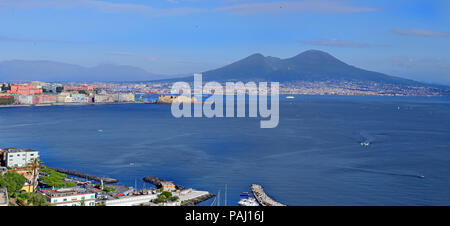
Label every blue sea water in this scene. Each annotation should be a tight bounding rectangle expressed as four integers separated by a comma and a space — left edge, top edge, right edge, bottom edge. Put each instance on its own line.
0, 95, 449, 206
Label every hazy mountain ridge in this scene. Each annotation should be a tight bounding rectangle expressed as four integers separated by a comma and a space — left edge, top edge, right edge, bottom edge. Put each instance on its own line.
0, 60, 168, 82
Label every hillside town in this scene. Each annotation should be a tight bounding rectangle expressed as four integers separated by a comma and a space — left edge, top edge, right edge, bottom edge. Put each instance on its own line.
0, 147, 213, 206
0, 82, 136, 106
1, 80, 449, 105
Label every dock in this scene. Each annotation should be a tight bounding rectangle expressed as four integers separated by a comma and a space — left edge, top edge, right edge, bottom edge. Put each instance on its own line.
250, 184, 286, 206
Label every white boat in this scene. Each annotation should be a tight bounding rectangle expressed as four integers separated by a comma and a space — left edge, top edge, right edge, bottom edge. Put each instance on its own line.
286, 96, 295, 99
360, 141, 370, 147
238, 197, 259, 206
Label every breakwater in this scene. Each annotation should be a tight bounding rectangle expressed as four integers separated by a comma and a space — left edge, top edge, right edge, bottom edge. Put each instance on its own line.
181, 193, 215, 206
251, 184, 286, 206
46, 167, 118, 183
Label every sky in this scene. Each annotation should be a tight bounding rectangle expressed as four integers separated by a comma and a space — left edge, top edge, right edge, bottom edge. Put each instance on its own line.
0, 0, 450, 84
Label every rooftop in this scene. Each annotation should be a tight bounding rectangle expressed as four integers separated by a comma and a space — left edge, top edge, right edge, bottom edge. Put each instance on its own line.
3, 148, 39, 153
42, 187, 95, 198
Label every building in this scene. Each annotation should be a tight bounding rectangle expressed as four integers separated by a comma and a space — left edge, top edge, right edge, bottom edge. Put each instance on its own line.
7, 83, 43, 95
160, 181, 176, 191
64, 85, 96, 92
114, 93, 135, 102
42, 188, 96, 206
2, 148, 39, 168
33, 95, 57, 104
71, 94, 88, 103
0, 188, 8, 206
1, 83, 10, 92
42, 83, 63, 94
15, 95, 34, 105
56, 92, 71, 103
94, 94, 114, 103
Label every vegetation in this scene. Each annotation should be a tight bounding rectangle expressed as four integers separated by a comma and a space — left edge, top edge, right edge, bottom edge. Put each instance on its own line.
0, 171, 26, 196
31, 159, 39, 192
15, 192, 49, 206
153, 191, 179, 204
0, 97, 14, 105
40, 168, 76, 188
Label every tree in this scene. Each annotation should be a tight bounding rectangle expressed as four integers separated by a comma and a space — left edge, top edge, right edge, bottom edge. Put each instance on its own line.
30, 158, 39, 192
161, 191, 172, 198
0, 171, 26, 196
16, 192, 49, 206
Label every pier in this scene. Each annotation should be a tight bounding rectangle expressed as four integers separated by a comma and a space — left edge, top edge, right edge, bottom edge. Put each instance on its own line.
46, 167, 118, 183
251, 184, 286, 206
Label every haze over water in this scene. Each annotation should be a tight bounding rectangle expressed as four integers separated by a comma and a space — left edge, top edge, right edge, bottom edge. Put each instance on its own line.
1, 95, 450, 205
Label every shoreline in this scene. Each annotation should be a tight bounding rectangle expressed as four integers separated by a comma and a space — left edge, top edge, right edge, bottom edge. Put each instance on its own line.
0, 101, 151, 108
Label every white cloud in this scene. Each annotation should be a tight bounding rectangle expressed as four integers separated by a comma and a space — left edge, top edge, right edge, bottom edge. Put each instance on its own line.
0, 0, 379, 16
0, 0, 205, 16
392, 29, 450, 38
302, 39, 382, 48
215, 0, 380, 15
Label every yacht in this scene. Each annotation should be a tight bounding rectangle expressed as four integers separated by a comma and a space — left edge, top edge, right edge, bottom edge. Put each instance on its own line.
360, 141, 370, 147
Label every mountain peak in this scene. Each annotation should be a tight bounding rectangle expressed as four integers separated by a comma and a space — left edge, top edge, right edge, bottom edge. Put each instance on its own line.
294, 49, 337, 59
286, 49, 345, 66
246, 53, 265, 59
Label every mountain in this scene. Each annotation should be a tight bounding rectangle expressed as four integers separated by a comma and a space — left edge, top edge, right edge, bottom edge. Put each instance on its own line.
199, 50, 424, 86
0, 60, 173, 82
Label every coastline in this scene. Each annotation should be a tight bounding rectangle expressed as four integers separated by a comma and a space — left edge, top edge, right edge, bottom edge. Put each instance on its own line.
0, 101, 151, 108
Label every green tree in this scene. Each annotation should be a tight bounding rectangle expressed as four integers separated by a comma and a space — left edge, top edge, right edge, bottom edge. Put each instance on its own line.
0, 171, 26, 196
161, 191, 172, 198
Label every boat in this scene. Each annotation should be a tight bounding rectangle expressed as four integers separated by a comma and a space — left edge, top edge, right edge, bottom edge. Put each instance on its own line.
238, 197, 259, 206
286, 96, 295, 99
360, 141, 370, 147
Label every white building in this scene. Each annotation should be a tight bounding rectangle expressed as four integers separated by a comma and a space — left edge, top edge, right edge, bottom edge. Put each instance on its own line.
42, 188, 96, 206
113, 93, 135, 102
71, 94, 88, 103
16, 95, 34, 105
94, 94, 114, 103
2, 148, 39, 168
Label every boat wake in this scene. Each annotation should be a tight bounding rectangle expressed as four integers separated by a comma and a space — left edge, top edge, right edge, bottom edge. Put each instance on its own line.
343, 167, 425, 179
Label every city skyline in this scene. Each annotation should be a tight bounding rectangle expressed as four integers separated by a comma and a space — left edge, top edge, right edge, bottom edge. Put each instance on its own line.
1, 0, 450, 85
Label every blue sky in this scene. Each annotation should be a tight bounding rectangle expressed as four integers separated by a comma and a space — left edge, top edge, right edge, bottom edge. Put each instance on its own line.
0, 0, 449, 84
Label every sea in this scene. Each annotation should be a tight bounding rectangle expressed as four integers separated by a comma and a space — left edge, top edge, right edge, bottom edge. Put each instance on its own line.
1, 95, 449, 206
